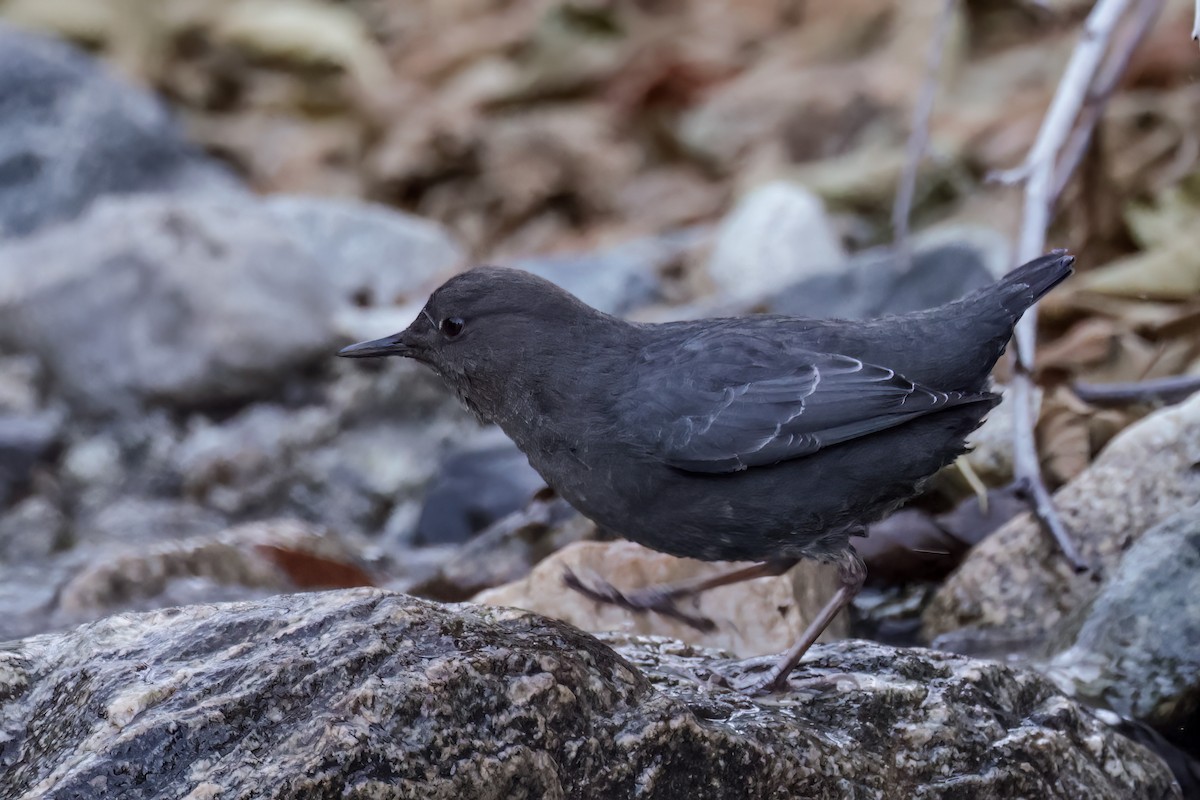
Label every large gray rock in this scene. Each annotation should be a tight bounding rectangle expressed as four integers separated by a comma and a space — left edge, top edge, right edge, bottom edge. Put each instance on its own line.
0, 23, 240, 240
1042, 502, 1200, 733
265, 195, 466, 306
0, 195, 340, 416
0, 590, 1178, 799
925, 393, 1200, 641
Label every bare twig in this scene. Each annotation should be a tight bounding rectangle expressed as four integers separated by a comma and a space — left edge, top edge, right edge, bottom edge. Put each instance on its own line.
892, 0, 958, 267
1073, 374, 1200, 406
1052, 0, 1166, 202
1192, 0, 1200, 41
1005, 0, 1140, 574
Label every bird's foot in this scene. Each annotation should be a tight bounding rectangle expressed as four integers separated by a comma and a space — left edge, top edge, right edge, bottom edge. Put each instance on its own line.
653, 664, 737, 691
716, 656, 795, 696
562, 568, 717, 632
732, 662, 861, 697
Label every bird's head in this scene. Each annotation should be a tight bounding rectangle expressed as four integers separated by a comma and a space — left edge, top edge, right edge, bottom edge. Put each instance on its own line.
338, 266, 608, 420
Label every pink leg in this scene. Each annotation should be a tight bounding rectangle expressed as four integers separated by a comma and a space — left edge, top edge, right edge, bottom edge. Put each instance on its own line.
563, 558, 800, 632
750, 548, 866, 695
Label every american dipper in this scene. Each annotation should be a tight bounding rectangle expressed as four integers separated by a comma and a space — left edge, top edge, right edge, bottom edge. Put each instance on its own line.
339, 251, 1074, 692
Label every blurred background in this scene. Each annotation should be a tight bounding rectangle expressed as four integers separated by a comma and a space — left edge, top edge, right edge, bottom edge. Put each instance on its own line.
1, 0, 1200, 780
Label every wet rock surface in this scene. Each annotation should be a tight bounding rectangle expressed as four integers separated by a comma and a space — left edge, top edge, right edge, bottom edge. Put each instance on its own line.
0, 590, 1179, 800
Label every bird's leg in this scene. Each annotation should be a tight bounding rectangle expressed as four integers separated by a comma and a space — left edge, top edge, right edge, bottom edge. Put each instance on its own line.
562, 558, 800, 633
748, 548, 866, 695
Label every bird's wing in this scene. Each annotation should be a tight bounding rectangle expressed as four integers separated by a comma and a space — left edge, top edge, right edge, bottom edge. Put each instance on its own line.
624, 326, 987, 474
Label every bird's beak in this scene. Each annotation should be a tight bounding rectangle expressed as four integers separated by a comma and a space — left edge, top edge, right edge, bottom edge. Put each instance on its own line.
337, 331, 412, 359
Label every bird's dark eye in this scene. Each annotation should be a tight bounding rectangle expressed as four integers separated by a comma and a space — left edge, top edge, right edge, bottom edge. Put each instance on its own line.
440, 317, 465, 338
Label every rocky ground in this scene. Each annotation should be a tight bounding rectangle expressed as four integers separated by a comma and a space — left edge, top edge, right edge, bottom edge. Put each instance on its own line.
1, 2, 1199, 797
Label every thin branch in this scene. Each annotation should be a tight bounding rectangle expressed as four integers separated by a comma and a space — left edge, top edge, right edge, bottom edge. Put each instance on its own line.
1006, 0, 1138, 574
1193, 0, 1200, 41
1074, 374, 1200, 406
1052, 0, 1166, 202
892, 0, 958, 268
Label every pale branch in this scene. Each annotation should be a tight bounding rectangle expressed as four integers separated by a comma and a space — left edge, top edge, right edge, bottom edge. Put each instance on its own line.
1010, 0, 1133, 278
1006, 0, 1138, 573
1193, 0, 1200, 40
1074, 374, 1200, 407
1052, 0, 1165, 203
892, 0, 958, 266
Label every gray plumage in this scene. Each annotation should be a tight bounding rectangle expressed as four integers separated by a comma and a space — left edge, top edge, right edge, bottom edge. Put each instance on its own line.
341, 252, 1071, 563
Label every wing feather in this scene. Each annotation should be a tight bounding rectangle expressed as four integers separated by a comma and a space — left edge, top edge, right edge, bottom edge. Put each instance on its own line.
623, 326, 990, 474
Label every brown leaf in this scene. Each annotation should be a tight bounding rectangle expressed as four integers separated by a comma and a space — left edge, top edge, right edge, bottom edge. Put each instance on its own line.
1076, 242, 1200, 301
1148, 301, 1200, 340
1037, 318, 1121, 374
253, 544, 376, 590
1039, 389, 1093, 484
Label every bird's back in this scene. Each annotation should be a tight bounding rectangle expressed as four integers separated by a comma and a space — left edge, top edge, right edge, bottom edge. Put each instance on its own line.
648, 251, 1073, 393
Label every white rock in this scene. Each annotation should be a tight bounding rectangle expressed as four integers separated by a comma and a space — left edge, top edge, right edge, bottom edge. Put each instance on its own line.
708, 181, 846, 303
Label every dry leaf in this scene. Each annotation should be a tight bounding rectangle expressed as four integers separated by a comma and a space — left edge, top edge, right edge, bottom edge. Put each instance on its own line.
1077, 245, 1200, 300
1037, 318, 1121, 373
217, 0, 390, 82
2, 0, 114, 46
1039, 388, 1095, 484
254, 544, 376, 589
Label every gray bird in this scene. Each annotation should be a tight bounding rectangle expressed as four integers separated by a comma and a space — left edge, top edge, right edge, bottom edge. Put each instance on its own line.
339, 251, 1074, 692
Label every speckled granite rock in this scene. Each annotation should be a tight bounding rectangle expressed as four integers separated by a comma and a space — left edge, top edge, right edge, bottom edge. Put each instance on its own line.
924, 392, 1200, 641
0, 590, 1178, 799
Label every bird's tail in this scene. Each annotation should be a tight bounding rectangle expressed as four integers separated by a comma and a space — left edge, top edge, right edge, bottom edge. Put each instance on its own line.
993, 250, 1075, 319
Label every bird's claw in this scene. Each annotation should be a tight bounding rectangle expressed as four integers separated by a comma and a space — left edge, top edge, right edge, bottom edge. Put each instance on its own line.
740, 668, 859, 697
561, 568, 717, 632
745, 674, 790, 696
